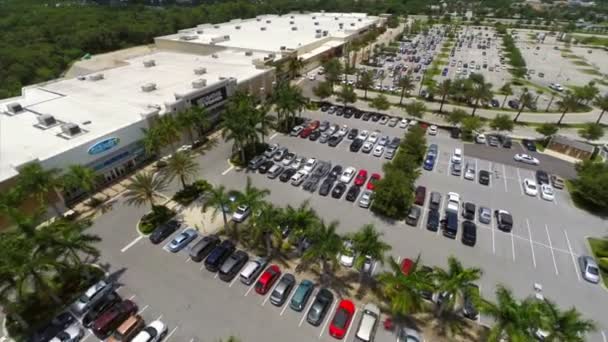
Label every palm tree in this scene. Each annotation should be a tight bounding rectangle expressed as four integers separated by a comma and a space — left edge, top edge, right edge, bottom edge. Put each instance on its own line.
141, 127, 163, 157
377, 256, 432, 316
62, 165, 98, 205
404, 101, 427, 119
202, 185, 234, 232
176, 106, 210, 144
398, 74, 416, 105
593, 93, 608, 124
37, 219, 101, 265
163, 151, 200, 190
432, 256, 482, 317
302, 220, 343, 285
155, 114, 181, 149
557, 92, 580, 125
437, 79, 452, 113
221, 103, 252, 163
499, 83, 513, 109
124, 172, 168, 210
0, 187, 25, 226
480, 285, 541, 341
248, 203, 282, 257
286, 57, 305, 79
468, 80, 493, 116
359, 70, 374, 99
16, 162, 63, 215
281, 201, 319, 238
272, 82, 308, 130
513, 92, 534, 123
255, 104, 276, 144
546, 91, 558, 112
235, 176, 270, 213
349, 224, 391, 284
539, 299, 596, 342
534, 89, 544, 107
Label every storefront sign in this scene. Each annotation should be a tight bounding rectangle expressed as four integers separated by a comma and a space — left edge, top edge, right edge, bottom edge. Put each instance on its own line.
193, 87, 227, 109
88, 137, 120, 155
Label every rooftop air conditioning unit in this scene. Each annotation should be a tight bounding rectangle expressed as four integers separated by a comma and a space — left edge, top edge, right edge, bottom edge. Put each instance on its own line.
290, 15, 294, 19
143, 59, 156, 68
61, 123, 81, 137
280, 46, 286, 50
192, 79, 207, 89
224, 35, 230, 40
314, 22, 319, 25
141, 83, 157, 92
290, 21, 294, 24
315, 33, 322, 38
316, 29, 322, 33
77, 75, 86, 81
196, 29, 204, 34
268, 53, 276, 58
266, 20, 271, 23
245, 51, 253, 56
335, 17, 339, 20
211, 53, 219, 58
350, 23, 355, 26
236, 25, 241, 29
256, 18, 261, 21
6, 102, 23, 114
214, 25, 220, 28
218, 76, 227, 80
312, 16, 316, 19
323, 30, 328, 36
261, 27, 266, 31
88, 73, 104, 81
291, 26, 297, 31
358, 18, 362, 22
37, 114, 57, 127
194, 67, 207, 75
180, 34, 198, 41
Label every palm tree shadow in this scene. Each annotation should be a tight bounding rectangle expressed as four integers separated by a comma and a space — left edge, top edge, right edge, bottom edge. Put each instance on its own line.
194, 137, 219, 155
431, 311, 473, 340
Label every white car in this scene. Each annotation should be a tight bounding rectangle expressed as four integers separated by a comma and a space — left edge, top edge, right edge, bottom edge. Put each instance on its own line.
399, 118, 408, 129
340, 167, 356, 183
357, 130, 370, 141
408, 120, 418, 128
307, 74, 316, 80
70, 280, 112, 314
368, 131, 380, 144
290, 170, 309, 186
291, 157, 303, 169
132, 320, 168, 342
514, 153, 540, 165
231, 205, 251, 222
362, 141, 374, 153
523, 178, 539, 196
303, 158, 317, 172
428, 125, 438, 135
50, 324, 83, 342
475, 133, 487, 144
338, 125, 349, 136
327, 124, 339, 135
446, 192, 460, 213
359, 190, 373, 208
464, 163, 475, 180
451, 148, 463, 164
378, 136, 389, 146
540, 184, 555, 201
373, 145, 385, 157
339, 241, 355, 267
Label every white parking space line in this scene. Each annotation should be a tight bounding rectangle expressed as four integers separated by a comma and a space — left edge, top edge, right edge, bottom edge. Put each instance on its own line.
299, 289, 318, 327
164, 326, 179, 342
516, 168, 524, 195
502, 164, 508, 192
563, 230, 582, 282
214, 272, 219, 279
137, 304, 149, 315
491, 218, 496, 255
545, 224, 559, 275
601, 330, 607, 342
121, 235, 143, 253
526, 219, 537, 268
221, 165, 234, 176
81, 332, 93, 342
419, 207, 427, 230
229, 274, 240, 288
343, 307, 358, 341
281, 290, 298, 316
128, 294, 136, 300
269, 132, 279, 140
200, 263, 206, 271
488, 161, 493, 188
156, 314, 163, 321
438, 195, 446, 236
319, 299, 338, 338
510, 231, 516, 261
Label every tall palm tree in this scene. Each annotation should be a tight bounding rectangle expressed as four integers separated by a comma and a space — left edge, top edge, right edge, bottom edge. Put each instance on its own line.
557, 92, 580, 125
248, 203, 282, 257
302, 220, 343, 285
546, 91, 558, 112
286, 57, 305, 79
359, 70, 374, 99
272, 82, 308, 130
235, 176, 270, 213
281, 201, 319, 238
176, 106, 210, 144
593, 93, 608, 124
155, 114, 181, 149
349, 224, 391, 284
437, 79, 452, 113
16, 162, 63, 215
37, 219, 101, 265
0, 187, 25, 226
140, 127, 163, 157
468, 80, 493, 116
62, 165, 98, 205
202, 185, 234, 232
481, 285, 542, 342
255, 104, 276, 144
221, 104, 252, 163
377, 256, 432, 316
499, 83, 513, 109
123, 172, 168, 210
398, 74, 416, 105
162, 151, 200, 190
513, 92, 535, 123
539, 299, 596, 342
432, 256, 482, 317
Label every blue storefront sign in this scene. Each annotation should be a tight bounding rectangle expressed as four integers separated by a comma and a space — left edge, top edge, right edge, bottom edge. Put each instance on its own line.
88, 137, 120, 155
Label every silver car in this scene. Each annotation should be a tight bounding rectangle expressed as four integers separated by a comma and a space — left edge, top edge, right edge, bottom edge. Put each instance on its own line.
168, 228, 198, 252
71, 280, 113, 314
359, 190, 373, 208
579, 256, 600, 284
270, 273, 296, 306
478, 206, 492, 224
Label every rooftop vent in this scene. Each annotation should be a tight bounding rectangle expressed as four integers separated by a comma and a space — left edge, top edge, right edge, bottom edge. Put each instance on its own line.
194, 67, 207, 75
350, 23, 355, 26
211, 53, 219, 58
314, 22, 319, 25
316, 29, 322, 33
245, 51, 253, 56
261, 27, 266, 31
88, 73, 104, 81
290, 21, 294, 24
60, 123, 82, 138
235, 25, 241, 29
280, 46, 286, 50
214, 25, 220, 28
268, 53, 276, 58
323, 30, 328, 36
315, 33, 322, 38
192, 79, 207, 89
141, 83, 157, 92
312, 16, 316, 19
290, 15, 294, 19
358, 18, 362, 22
180, 34, 198, 41
335, 17, 339, 20
82, 120, 91, 125
36, 114, 57, 128
256, 18, 261, 21
6, 102, 23, 114
143, 59, 156, 68
266, 20, 271, 23
219, 76, 227, 81
196, 29, 204, 34
291, 26, 298, 31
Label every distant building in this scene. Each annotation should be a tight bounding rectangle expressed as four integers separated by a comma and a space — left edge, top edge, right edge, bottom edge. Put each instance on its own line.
547, 135, 596, 160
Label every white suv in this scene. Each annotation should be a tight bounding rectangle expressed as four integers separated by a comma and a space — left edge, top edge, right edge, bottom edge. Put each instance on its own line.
451, 148, 463, 164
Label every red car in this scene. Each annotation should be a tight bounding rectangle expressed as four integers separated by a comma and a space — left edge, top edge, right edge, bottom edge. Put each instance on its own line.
329, 299, 355, 339
300, 127, 313, 138
366, 173, 381, 190
354, 169, 368, 186
414, 186, 426, 206
400, 258, 414, 276
92, 300, 137, 338
308, 120, 320, 130
255, 265, 281, 295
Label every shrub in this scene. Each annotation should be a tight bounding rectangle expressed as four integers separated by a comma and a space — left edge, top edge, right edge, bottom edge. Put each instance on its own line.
138, 205, 176, 234
173, 179, 212, 205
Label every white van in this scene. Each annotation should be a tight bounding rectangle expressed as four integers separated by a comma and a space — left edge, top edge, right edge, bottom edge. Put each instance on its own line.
239, 257, 267, 285
355, 303, 380, 342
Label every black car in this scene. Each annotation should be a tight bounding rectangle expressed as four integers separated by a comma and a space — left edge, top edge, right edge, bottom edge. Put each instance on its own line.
309, 130, 321, 141
257, 160, 274, 174
508, 99, 520, 109
328, 135, 342, 147
350, 138, 364, 152
462, 284, 480, 320
189, 235, 220, 262
204, 240, 236, 272
462, 202, 476, 220
522, 139, 537, 152
450, 127, 460, 139
345, 185, 361, 202
371, 114, 381, 122
219, 250, 249, 282
307, 288, 334, 326
461, 220, 477, 246
502, 137, 512, 148
82, 292, 121, 328
319, 178, 335, 196
331, 182, 347, 199
149, 219, 180, 244
495, 210, 513, 232
347, 128, 359, 140
354, 110, 363, 119
427, 209, 440, 231
279, 168, 297, 182
343, 109, 354, 118
320, 104, 330, 112
362, 112, 371, 121
32, 311, 78, 342
329, 165, 343, 179
303, 175, 322, 192
478, 170, 490, 185
536, 170, 550, 185
490, 99, 500, 108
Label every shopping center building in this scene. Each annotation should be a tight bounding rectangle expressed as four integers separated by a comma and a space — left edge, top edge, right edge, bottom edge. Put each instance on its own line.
0, 12, 383, 224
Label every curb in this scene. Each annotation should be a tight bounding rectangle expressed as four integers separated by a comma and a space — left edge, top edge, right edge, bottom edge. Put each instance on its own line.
584, 236, 608, 294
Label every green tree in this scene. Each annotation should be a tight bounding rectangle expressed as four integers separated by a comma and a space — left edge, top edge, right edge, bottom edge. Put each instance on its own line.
123, 172, 168, 210
446, 108, 467, 126
235, 176, 270, 213
370, 169, 415, 219
302, 220, 343, 286
539, 299, 596, 342
281, 201, 319, 238
248, 202, 282, 257
323, 59, 343, 87
62, 165, 98, 205
254, 104, 276, 144
593, 93, 608, 124
16, 162, 63, 215
557, 92, 580, 125
490, 114, 515, 132
578, 123, 605, 142
500, 83, 513, 109
286, 57, 305, 79
163, 151, 200, 189
432, 256, 482, 317
404, 100, 427, 119
571, 160, 608, 212
273, 82, 308, 131
460, 116, 483, 139
370, 94, 391, 111
513, 92, 535, 123
141, 127, 163, 157
38, 219, 101, 266
349, 224, 391, 284
437, 79, 452, 113
155, 114, 181, 150
467, 79, 493, 116
336, 84, 357, 109
398, 74, 416, 105
359, 70, 374, 99
176, 106, 210, 144
377, 256, 432, 316
536, 123, 559, 143
203, 185, 234, 233
313, 81, 333, 100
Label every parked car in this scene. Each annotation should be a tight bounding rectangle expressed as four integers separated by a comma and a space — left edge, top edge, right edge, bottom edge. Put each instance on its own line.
495, 210, 513, 232
255, 265, 281, 294
478, 170, 490, 185
307, 288, 334, 326
149, 219, 180, 244
340, 167, 357, 183
398, 327, 424, 342
290, 170, 309, 186
131, 320, 167, 342
461, 221, 477, 246
92, 300, 137, 338
107, 314, 145, 342
270, 273, 296, 306
579, 256, 600, 284
523, 178, 539, 196
535, 170, 550, 185
414, 186, 426, 205
462, 283, 480, 320
346, 185, 361, 202
248, 155, 266, 170
514, 153, 539, 165
189, 235, 220, 262
33, 312, 78, 342
267, 164, 284, 179
231, 205, 251, 223
71, 280, 114, 315
279, 168, 297, 183
263, 144, 279, 158
355, 303, 380, 342
204, 240, 236, 272
82, 292, 121, 328
332, 182, 347, 199
339, 241, 356, 267
406, 206, 421, 226
551, 175, 565, 189
522, 139, 537, 152
290, 279, 315, 312
358, 190, 373, 208
354, 169, 368, 186
50, 323, 83, 342
479, 206, 492, 224
427, 209, 440, 231
329, 299, 356, 339
167, 228, 198, 252
462, 202, 475, 220
219, 250, 249, 282
240, 256, 268, 285
540, 184, 555, 201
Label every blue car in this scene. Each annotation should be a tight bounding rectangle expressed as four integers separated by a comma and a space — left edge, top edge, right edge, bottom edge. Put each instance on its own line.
442, 68, 449, 76
168, 228, 198, 252
423, 155, 436, 171
290, 279, 315, 311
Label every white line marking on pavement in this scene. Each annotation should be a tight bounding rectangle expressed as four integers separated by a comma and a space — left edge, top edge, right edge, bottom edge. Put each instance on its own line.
488, 162, 493, 188
221, 165, 235, 176
526, 219, 536, 268
200, 263, 206, 271
229, 274, 240, 288
164, 326, 179, 342
545, 224, 559, 275
502, 164, 508, 192
517, 168, 524, 195
281, 290, 297, 316
491, 219, 496, 255
510, 231, 516, 261
319, 299, 338, 338
419, 208, 427, 230
438, 196, 446, 236
371, 261, 379, 276
214, 272, 219, 279
121, 235, 144, 253
137, 304, 149, 315
601, 330, 607, 342
269, 132, 279, 140
156, 314, 163, 321
299, 289, 318, 327
563, 230, 581, 282
81, 332, 93, 342
343, 307, 358, 341
128, 294, 136, 300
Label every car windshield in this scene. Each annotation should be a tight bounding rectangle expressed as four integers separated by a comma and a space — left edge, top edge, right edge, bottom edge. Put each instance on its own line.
78, 293, 91, 303
174, 234, 187, 243
333, 308, 349, 329
588, 266, 599, 275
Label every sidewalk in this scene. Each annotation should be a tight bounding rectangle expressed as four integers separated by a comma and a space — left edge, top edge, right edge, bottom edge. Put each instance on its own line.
169, 196, 224, 235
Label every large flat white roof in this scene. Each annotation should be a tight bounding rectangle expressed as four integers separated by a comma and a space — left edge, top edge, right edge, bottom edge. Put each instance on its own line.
161, 12, 379, 53
0, 49, 268, 181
